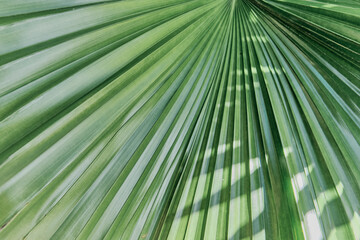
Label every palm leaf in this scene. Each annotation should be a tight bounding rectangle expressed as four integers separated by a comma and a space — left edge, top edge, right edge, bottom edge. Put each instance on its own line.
0, 0, 359, 239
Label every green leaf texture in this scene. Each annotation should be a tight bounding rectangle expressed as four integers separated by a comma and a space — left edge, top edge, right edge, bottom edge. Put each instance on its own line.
0, 0, 359, 239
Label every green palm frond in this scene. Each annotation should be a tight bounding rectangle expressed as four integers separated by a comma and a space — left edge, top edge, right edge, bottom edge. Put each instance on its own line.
0, 0, 359, 239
